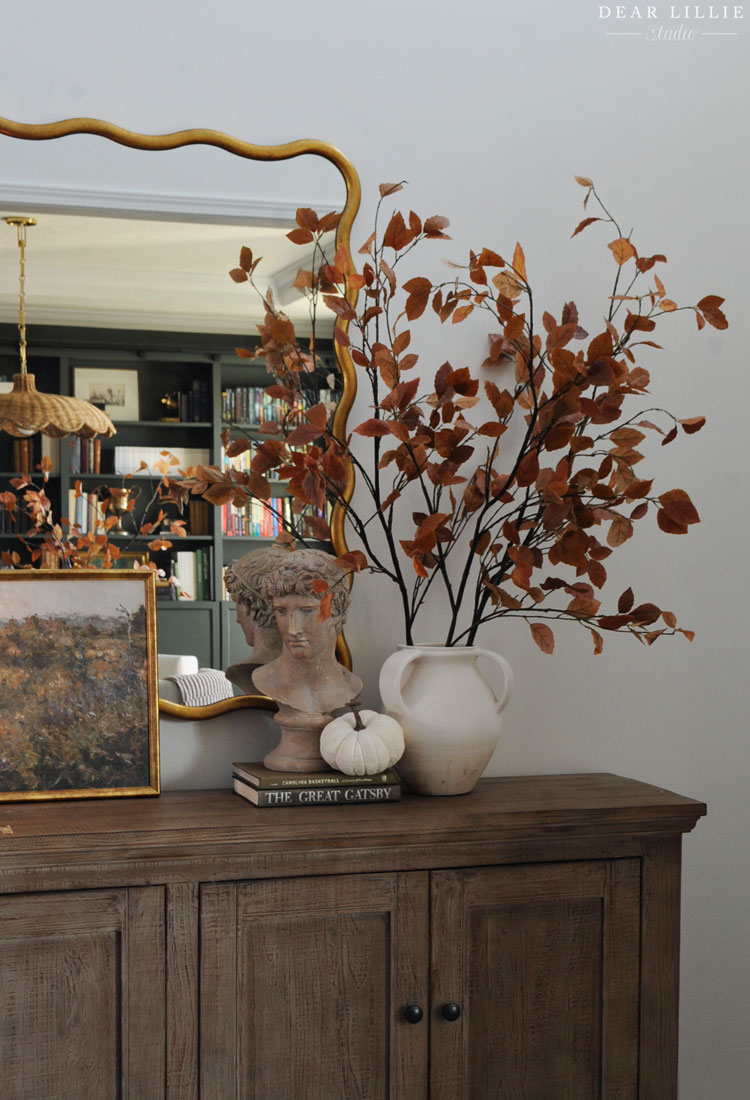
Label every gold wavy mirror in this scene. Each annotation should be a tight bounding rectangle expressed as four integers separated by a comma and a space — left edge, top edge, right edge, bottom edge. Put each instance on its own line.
0, 115, 360, 720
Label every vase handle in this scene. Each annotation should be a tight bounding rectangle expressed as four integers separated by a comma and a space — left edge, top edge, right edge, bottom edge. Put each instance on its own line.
379, 648, 422, 719
473, 648, 514, 715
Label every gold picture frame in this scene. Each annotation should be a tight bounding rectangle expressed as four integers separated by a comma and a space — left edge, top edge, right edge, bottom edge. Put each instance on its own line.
0, 570, 160, 801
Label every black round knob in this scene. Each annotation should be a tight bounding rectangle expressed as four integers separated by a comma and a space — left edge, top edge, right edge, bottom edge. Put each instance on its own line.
404, 1004, 424, 1024
442, 1002, 461, 1021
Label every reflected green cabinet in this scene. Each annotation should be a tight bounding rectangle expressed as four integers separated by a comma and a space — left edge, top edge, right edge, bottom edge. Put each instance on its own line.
0, 323, 333, 669
0, 775, 705, 1099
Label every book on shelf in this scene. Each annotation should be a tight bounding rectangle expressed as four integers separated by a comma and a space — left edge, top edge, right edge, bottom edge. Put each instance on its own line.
66, 488, 107, 535
233, 773, 401, 808
174, 377, 210, 423
68, 436, 100, 475
155, 579, 178, 601
188, 497, 211, 535
220, 386, 334, 426
113, 445, 210, 476
222, 496, 292, 538
173, 546, 212, 600
233, 761, 400, 789
10, 435, 57, 475
221, 496, 331, 539
12, 438, 32, 474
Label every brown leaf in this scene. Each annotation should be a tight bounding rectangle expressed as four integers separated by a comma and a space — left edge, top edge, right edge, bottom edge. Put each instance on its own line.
383, 211, 414, 251
452, 304, 474, 324
658, 488, 700, 526
203, 483, 236, 507
286, 423, 324, 446
287, 227, 314, 246
590, 628, 604, 655
607, 514, 634, 548
306, 402, 328, 432
656, 510, 688, 534
229, 268, 248, 283
635, 253, 666, 273
697, 295, 728, 330
546, 323, 577, 351
624, 479, 653, 499
225, 438, 252, 458
515, 451, 540, 488
624, 312, 656, 334
631, 602, 661, 625
512, 241, 527, 281
423, 215, 450, 238
542, 424, 575, 452
354, 418, 392, 437
379, 182, 404, 197
575, 175, 593, 188
335, 550, 368, 573
318, 211, 341, 234
380, 257, 397, 297
530, 622, 555, 654
296, 208, 320, 231
476, 248, 505, 268
680, 416, 706, 434
403, 276, 432, 320
472, 530, 492, 556
485, 381, 514, 419
618, 587, 635, 613
608, 237, 637, 266
322, 294, 357, 320
478, 422, 508, 438
571, 217, 602, 238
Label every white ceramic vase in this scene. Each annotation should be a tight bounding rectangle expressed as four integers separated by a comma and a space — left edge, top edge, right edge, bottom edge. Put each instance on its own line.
379, 644, 514, 796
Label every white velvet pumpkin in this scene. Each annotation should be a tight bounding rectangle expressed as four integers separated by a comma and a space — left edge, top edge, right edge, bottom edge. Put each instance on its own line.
319, 710, 405, 776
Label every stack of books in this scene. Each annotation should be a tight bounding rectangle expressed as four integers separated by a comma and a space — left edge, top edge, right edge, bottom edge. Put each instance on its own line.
69, 436, 101, 474
113, 445, 210, 476
232, 761, 401, 808
173, 547, 212, 600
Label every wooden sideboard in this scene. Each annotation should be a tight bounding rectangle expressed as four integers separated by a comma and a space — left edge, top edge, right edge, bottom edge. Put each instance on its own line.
0, 774, 705, 1099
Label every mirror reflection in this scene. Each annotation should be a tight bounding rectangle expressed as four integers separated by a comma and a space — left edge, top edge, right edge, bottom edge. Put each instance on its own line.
0, 144, 352, 716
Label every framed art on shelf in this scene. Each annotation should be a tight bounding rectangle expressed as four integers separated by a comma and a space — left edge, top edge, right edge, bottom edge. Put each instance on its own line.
0, 570, 160, 801
73, 366, 140, 421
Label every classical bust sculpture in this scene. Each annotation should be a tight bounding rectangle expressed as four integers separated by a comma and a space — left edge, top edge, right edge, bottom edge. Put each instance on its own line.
252, 548, 363, 771
223, 543, 294, 693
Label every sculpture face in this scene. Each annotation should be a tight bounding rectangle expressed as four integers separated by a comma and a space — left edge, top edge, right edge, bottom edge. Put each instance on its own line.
272, 594, 337, 660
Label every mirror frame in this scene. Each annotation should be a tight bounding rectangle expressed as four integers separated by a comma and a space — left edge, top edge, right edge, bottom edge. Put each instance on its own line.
0, 114, 360, 720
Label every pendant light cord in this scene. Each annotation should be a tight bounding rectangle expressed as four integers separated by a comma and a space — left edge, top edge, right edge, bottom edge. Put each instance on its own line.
5, 216, 36, 377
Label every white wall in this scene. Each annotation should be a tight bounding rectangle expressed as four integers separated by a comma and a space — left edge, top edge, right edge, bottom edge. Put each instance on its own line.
1, 2, 747, 1095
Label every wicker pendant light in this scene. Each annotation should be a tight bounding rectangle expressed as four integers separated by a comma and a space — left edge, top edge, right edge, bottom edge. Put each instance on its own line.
0, 217, 116, 439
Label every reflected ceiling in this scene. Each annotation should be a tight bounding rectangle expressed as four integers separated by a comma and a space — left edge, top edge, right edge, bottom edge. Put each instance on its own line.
0, 210, 335, 335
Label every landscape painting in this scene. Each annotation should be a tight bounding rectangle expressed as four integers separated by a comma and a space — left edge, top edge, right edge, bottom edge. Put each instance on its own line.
0, 571, 159, 801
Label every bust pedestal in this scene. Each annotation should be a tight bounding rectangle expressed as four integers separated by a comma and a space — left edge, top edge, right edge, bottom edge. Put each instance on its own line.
263, 705, 331, 772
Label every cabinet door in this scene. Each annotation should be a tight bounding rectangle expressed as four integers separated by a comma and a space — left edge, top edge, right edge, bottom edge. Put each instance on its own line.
431, 860, 640, 1100
200, 871, 429, 1100
0, 886, 165, 1100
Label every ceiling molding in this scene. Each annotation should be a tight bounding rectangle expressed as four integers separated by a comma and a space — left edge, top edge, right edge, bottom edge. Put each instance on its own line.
0, 182, 337, 226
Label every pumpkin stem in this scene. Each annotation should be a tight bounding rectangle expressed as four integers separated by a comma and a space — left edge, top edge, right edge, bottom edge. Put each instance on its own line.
350, 703, 366, 731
